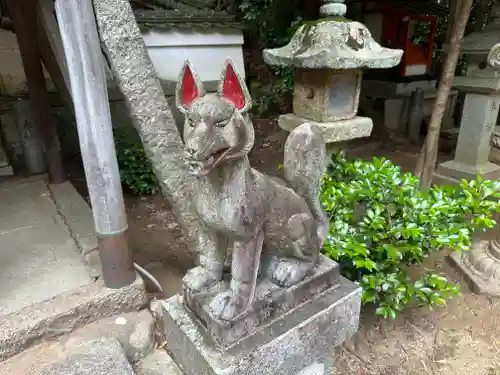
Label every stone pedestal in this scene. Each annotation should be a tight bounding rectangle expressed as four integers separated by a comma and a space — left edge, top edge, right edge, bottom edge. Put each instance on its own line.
162, 256, 361, 375
435, 93, 500, 185
450, 234, 500, 296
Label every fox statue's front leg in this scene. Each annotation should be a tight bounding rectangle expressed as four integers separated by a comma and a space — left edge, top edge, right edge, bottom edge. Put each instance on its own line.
183, 229, 226, 292
209, 232, 264, 321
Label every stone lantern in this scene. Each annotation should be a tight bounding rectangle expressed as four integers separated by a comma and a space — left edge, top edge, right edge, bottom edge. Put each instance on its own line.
263, 0, 403, 145
449, 42, 500, 297
435, 5, 500, 185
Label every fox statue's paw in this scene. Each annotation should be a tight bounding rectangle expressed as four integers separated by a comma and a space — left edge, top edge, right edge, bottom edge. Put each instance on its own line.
209, 281, 251, 321
270, 258, 314, 287
182, 266, 221, 292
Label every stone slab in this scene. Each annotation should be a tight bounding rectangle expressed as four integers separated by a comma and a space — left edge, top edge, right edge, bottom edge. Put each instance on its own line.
434, 160, 500, 185
162, 276, 361, 375
49, 182, 98, 256
0, 178, 92, 315
185, 255, 340, 350
134, 349, 184, 375
37, 338, 135, 375
1, 310, 154, 374
278, 113, 373, 143
0, 275, 147, 361
449, 241, 500, 296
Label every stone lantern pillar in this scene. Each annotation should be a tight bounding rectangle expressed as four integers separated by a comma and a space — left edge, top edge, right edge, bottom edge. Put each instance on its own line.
435, 6, 500, 185
263, 0, 403, 147
450, 43, 500, 296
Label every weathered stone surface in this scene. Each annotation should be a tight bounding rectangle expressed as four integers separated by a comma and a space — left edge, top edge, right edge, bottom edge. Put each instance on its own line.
61, 310, 154, 363
263, 19, 402, 70
0, 275, 147, 361
0, 178, 92, 317
450, 239, 500, 296
278, 114, 373, 144
293, 69, 361, 122
435, 92, 500, 184
163, 276, 361, 375
48, 178, 97, 257
434, 160, 500, 185
37, 338, 134, 375
187, 255, 339, 349
93, 0, 202, 259
134, 349, 184, 375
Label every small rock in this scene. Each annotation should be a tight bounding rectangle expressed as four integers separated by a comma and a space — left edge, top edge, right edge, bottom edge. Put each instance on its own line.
61, 310, 155, 364
146, 224, 157, 229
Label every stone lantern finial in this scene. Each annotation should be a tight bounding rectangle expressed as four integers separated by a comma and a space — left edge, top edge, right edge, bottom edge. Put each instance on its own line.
320, 0, 347, 18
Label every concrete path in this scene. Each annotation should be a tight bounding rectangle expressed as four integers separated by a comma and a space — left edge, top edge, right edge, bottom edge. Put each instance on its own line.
0, 176, 148, 362
0, 176, 92, 315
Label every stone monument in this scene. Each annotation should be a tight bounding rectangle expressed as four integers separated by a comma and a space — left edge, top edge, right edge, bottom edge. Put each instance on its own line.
263, 0, 403, 146
450, 42, 500, 296
435, 6, 500, 185
161, 58, 361, 375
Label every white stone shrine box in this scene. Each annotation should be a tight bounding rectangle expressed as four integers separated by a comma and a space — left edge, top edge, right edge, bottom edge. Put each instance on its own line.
263, 0, 403, 144
133, 0, 245, 84
435, 5, 500, 185
130, 0, 245, 132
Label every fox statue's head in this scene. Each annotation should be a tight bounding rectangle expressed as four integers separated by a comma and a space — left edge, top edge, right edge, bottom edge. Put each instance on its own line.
176, 59, 255, 177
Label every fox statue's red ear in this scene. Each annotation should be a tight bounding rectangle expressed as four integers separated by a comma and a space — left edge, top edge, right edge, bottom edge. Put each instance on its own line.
176, 60, 204, 113
219, 59, 252, 113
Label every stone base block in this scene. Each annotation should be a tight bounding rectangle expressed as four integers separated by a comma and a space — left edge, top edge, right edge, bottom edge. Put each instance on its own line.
449, 241, 500, 296
278, 113, 373, 143
434, 160, 500, 185
162, 276, 361, 375
184, 255, 340, 350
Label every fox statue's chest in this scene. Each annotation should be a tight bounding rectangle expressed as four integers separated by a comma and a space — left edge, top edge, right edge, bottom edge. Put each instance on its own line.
194, 179, 266, 237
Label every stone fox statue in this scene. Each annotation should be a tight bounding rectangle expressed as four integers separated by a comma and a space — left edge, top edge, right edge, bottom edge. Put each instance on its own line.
176, 58, 329, 322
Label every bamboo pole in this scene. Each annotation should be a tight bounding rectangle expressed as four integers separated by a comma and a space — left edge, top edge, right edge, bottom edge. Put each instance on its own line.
55, 0, 136, 288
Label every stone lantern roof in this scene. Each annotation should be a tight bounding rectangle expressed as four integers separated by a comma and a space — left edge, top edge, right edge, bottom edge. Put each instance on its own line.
130, 0, 240, 31
263, 0, 403, 70
460, 5, 500, 55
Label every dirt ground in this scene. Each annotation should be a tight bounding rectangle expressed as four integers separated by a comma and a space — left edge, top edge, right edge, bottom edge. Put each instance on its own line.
65, 118, 500, 375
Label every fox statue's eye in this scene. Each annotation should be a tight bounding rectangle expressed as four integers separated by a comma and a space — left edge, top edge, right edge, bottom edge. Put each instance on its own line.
214, 120, 227, 128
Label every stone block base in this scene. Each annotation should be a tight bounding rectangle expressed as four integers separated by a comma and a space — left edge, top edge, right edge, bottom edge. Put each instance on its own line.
278, 113, 372, 143
184, 255, 340, 350
449, 241, 500, 296
434, 160, 500, 185
162, 277, 361, 375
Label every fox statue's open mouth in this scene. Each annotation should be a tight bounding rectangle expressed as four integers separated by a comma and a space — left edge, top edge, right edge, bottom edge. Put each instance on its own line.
187, 147, 230, 176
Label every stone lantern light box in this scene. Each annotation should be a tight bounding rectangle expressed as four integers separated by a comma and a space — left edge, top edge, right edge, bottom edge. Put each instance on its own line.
263, 0, 403, 144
